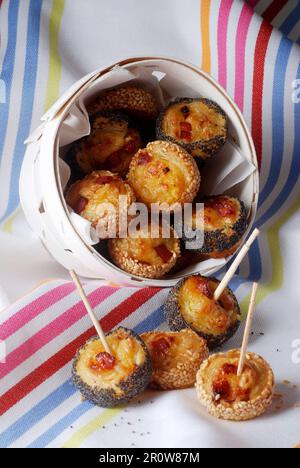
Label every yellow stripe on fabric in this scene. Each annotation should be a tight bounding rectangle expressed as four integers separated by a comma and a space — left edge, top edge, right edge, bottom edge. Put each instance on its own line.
201, 0, 211, 74
240, 196, 300, 318
44, 0, 65, 112
2, 207, 21, 233
62, 408, 122, 448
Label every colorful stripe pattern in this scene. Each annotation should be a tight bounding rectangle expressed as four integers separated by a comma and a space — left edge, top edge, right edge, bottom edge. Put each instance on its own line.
0, 0, 300, 448
0, 280, 168, 447
0, 0, 65, 224
203, 0, 300, 285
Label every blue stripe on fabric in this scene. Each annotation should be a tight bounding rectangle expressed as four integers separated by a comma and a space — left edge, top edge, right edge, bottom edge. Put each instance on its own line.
247, 39, 296, 283
227, 275, 248, 291
27, 399, 93, 449
0, 0, 43, 222
134, 306, 165, 334
258, 39, 293, 208
246, 61, 300, 282
0, 0, 19, 162
257, 61, 300, 228
280, 3, 300, 37
0, 303, 165, 448
0, 380, 76, 448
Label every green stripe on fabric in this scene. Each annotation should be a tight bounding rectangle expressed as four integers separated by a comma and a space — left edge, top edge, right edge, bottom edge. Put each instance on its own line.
44, 0, 65, 112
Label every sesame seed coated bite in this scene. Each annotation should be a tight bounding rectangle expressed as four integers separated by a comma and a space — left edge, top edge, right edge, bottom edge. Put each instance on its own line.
127, 141, 200, 210
87, 85, 159, 120
195, 349, 275, 421
108, 224, 181, 279
141, 329, 208, 390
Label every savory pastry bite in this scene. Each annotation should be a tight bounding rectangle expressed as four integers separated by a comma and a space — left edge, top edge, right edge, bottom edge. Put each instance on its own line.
183, 195, 248, 258
87, 84, 159, 120
66, 170, 135, 235
165, 275, 241, 350
74, 111, 142, 177
127, 141, 200, 209
73, 327, 152, 408
195, 349, 275, 421
156, 98, 228, 161
141, 329, 208, 390
108, 224, 181, 279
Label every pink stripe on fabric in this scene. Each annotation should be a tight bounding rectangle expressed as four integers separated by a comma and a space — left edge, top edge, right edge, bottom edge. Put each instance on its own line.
217, 0, 234, 89
0, 286, 118, 380
0, 283, 76, 341
234, 2, 254, 110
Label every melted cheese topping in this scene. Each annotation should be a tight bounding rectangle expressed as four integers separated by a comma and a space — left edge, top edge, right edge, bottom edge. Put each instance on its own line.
162, 100, 227, 143
142, 329, 206, 371
191, 196, 241, 233
66, 171, 133, 226
76, 115, 141, 174
127, 144, 195, 207
178, 276, 240, 336
202, 350, 271, 403
114, 229, 177, 267
203, 197, 240, 232
75, 329, 146, 395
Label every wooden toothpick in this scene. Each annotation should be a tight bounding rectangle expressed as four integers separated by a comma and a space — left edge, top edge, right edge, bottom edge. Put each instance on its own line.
214, 228, 260, 301
237, 282, 259, 376
69, 270, 111, 354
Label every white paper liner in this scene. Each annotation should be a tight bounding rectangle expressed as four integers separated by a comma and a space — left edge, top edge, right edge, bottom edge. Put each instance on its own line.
57, 63, 257, 278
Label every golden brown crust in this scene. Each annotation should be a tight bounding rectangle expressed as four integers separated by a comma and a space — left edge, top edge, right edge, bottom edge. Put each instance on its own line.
195, 350, 275, 421
183, 195, 248, 256
165, 275, 241, 350
141, 329, 208, 390
65, 170, 135, 236
74, 112, 142, 177
156, 98, 228, 160
87, 85, 159, 120
72, 327, 152, 407
127, 141, 200, 210
108, 225, 181, 279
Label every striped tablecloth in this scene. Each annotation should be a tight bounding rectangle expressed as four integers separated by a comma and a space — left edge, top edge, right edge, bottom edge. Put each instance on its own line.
0, 0, 300, 448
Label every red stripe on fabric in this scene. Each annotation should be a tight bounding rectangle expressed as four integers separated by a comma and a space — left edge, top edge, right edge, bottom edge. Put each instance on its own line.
247, 0, 260, 8
0, 283, 76, 340
217, 0, 234, 89
251, 21, 273, 170
0, 288, 160, 416
234, 2, 254, 111
262, 0, 289, 23
0, 287, 118, 379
